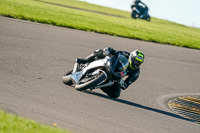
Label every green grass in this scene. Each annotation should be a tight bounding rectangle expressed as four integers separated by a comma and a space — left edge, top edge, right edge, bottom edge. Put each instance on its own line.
39, 0, 130, 18
0, 110, 72, 133
0, 0, 200, 49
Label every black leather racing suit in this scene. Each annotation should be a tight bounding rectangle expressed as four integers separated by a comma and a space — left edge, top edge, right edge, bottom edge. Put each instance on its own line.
77, 48, 140, 98
131, 0, 148, 17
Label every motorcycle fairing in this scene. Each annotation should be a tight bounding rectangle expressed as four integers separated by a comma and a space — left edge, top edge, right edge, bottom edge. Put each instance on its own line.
70, 54, 128, 86
71, 59, 108, 84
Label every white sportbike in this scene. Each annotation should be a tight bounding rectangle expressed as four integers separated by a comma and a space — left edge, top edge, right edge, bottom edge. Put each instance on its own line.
62, 53, 129, 92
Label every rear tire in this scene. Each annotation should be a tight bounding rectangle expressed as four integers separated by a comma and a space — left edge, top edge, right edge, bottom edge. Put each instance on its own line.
62, 70, 73, 85
75, 73, 106, 91
146, 15, 151, 21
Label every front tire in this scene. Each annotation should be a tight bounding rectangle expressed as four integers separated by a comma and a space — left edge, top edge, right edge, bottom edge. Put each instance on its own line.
131, 11, 137, 19
75, 73, 106, 91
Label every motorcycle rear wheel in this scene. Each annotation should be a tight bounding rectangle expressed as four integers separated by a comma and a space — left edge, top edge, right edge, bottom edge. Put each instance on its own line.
62, 70, 73, 85
75, 72, 106, 91
146, 15, 151, 21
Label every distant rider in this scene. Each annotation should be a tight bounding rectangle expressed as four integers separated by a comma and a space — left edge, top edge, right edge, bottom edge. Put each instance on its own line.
76, 47, 145, 98
131, 0, 149, 18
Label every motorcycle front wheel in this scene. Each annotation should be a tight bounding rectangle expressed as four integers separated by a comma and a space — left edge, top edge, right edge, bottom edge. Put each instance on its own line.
131, 11, 137, 19
75, 72, 106, 91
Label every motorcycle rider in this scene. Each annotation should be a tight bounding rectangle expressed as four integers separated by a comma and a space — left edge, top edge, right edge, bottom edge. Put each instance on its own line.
76, 47, 145, 98
131, 0, 149, 18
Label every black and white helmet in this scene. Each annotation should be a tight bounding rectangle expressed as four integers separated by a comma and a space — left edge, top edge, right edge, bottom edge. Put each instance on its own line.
128, 50, 145, 70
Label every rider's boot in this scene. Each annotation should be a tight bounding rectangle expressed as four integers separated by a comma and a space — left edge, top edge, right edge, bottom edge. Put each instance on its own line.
76, 53, 96, 64
76, 58, 88, 64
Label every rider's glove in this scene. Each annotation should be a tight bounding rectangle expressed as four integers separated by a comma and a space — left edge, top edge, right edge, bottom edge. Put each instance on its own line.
119, 79, 127, 90
103, 47, 114, 56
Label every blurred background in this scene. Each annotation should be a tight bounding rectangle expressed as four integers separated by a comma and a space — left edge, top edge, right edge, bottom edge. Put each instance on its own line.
79, 0, 200, 28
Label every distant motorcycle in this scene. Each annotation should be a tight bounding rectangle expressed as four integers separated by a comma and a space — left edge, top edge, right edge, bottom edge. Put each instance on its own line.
131, 5, 151, 21
62, 53, 128, 95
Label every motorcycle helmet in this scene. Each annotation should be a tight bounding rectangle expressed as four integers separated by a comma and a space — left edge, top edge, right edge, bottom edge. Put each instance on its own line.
128, 50, 145, 70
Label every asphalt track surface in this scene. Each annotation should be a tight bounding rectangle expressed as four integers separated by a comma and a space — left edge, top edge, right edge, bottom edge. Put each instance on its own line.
0, 17, 200, 133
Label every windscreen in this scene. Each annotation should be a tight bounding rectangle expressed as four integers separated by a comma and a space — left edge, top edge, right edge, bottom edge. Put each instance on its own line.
117, 54, 129, 73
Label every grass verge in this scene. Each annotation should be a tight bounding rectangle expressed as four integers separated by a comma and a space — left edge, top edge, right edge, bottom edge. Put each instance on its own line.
0, 110, 72, 133
0, 0, 200, 50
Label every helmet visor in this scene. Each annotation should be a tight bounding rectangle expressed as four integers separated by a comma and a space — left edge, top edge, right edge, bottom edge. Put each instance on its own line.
130, 58, 143, 69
